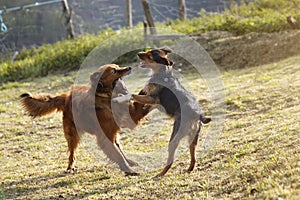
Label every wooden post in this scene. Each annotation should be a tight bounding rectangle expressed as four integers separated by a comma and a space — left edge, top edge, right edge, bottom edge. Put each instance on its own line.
126, 0, 133, 28
143, 21, 148, 39
178, 0, 186, 21
142, 0, 156, 35
143, 21, 148, 46
287, 16, 299, 29
62, 0, 75, 39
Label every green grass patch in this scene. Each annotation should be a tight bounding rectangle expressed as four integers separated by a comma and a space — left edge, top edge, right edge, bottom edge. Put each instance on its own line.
0, 33, 107, 82
0, 27, 148, 83
168, 0, 300, 35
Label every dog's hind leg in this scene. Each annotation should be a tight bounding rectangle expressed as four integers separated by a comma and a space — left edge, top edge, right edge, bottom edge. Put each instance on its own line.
63, 118, 81, 173
156, 117, 182, 177
187, 132, 199, 172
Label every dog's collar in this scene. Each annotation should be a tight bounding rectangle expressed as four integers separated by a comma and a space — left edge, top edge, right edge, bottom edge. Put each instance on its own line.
95, 92, 111, 98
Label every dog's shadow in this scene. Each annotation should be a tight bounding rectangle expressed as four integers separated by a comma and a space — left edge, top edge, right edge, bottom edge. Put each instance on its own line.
4, 167, 159, 199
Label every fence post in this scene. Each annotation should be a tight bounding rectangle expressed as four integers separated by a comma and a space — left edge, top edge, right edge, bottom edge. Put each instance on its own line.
142, 0, 156, 35
142, 0, 159, 46
143, 20, 148, 46
61, 0, 75, 39
126, 0, 133, 28
178, 0, 186, 21
143, 21, 148, 38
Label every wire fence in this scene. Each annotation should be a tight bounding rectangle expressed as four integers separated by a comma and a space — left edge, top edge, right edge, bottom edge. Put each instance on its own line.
0, 0, 234, 60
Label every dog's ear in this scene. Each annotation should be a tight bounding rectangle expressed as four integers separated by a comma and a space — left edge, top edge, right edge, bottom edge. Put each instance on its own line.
152, 51, 162, 63
90, 71, 103, 86
90, 71, 99, 81
160, 47, 172, 54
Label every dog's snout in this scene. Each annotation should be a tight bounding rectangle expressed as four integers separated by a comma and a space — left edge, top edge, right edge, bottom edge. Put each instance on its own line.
127, 66, 132, 71
137, 52, 143, 58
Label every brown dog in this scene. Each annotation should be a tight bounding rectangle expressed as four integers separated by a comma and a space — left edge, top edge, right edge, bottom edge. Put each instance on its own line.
20, 64, 150, 176
131, 48, 211, 176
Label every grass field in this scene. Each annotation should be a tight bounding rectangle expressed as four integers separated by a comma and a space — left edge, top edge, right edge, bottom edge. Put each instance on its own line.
0, 56, 299, 199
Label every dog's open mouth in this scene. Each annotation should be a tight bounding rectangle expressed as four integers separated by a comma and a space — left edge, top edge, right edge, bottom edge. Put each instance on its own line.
139, 61, 148, 68
113, 68, 132, 95
113, 78, 128, 95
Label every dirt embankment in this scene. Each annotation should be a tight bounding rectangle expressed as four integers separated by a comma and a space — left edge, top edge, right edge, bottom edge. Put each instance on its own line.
194, 30, 300, 69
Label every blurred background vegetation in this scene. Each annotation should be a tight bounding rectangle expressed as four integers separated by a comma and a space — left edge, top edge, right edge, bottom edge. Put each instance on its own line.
0, 0, 237, 58
1, 0, 300, 82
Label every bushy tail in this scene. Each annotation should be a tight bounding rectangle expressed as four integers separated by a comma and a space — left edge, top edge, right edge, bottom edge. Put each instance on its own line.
19, 93, 67, 118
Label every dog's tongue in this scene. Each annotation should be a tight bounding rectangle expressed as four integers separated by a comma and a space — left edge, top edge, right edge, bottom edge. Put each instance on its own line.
115, 79, 128, 95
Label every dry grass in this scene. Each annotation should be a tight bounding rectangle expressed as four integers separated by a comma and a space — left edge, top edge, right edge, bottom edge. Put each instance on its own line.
0, 56, 299, 199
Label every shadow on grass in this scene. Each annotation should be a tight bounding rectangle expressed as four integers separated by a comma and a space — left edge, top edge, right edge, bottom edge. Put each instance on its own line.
4, 171, 76, 199
3, 167, 159, 199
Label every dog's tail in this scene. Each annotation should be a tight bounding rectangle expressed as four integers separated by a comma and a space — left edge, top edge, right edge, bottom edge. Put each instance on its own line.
19, 93, 67, 118
199, 114, 211, 124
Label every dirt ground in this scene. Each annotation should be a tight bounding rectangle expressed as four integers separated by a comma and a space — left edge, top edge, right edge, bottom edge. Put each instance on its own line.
194, 30, 300, 69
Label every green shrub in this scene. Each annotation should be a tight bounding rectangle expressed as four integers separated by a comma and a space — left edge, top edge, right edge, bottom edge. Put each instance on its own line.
0, 31, 114, 82
168, 0, 300, 35
0, 27, 152, 83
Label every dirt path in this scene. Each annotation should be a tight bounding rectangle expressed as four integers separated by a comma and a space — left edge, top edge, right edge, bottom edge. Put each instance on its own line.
194, 30, 300, 69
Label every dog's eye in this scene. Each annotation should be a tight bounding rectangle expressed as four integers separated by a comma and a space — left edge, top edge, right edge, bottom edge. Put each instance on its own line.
111, 69, 117, 74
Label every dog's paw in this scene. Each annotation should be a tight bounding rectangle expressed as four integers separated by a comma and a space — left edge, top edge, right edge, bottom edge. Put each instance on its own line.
184, 167, 194, 173
65, 167, 77, 173
154, 172, 165, 178
125, 171, 140, 176
127, 159, 139, 167
112, 94, 132, 103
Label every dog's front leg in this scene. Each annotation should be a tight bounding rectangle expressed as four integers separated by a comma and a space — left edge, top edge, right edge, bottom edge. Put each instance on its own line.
131, 94, 158, 105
